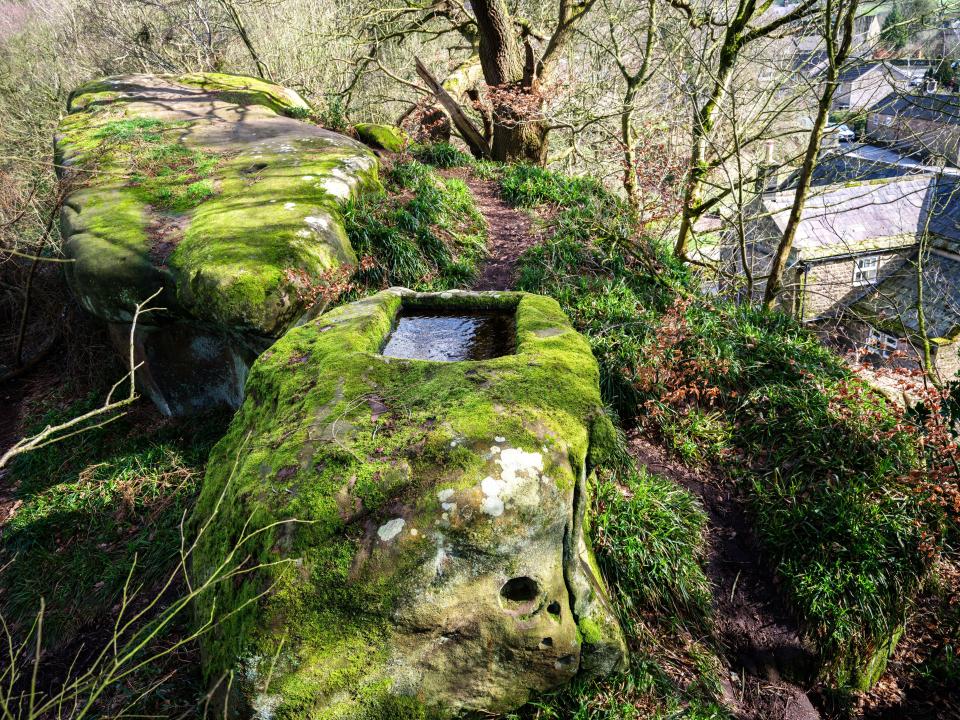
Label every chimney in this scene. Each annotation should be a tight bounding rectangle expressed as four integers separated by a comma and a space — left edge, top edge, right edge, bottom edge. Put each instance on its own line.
754, 140, 779, 193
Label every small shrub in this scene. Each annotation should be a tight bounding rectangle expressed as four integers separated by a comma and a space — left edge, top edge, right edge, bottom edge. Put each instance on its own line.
411, 142, 473, 168
319, 92, 348, 131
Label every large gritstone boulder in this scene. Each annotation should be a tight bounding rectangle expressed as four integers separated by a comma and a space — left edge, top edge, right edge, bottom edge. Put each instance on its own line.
192, 288, 627, 718
55, 73, 379, 415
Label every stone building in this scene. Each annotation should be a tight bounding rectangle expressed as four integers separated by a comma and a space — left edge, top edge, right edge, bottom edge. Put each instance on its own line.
867, 91, 960, 165
833, 62, 928, 113
724, 171, 960, 380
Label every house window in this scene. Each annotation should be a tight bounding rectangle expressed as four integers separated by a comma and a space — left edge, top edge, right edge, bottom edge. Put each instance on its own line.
880, 114, 893, 126
866, 327, 899, 359
853, 255, 880, 286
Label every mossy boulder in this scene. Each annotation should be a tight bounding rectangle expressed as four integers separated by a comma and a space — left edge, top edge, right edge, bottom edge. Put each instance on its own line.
55, 73, 379, 414
192, 288, 627, 718
354, 123, 409, 153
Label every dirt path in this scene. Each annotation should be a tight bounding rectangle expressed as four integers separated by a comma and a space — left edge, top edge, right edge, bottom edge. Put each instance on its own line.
629, 435, 822, 720
444, 171, 536, 291
454, 171, 823, 719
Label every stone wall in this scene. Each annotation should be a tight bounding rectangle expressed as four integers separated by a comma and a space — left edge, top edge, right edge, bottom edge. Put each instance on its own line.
799, 250, 913, 320
840, 316, 960, 382
934, 341, 960, 380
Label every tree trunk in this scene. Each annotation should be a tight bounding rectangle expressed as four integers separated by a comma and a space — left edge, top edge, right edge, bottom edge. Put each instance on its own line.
472, 0, 550, 164
491, 111, 548, 164
763, 0, 858, 310
622, 80, 640, 209
674, 42, 736, 257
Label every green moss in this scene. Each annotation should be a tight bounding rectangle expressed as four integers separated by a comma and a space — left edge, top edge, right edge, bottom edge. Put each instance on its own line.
578, 617, 603, 645
169, 150, 379, 333
57, 75, 381, 334
176, 72, 312, 117
191, 289, 616, 715
354, 123, 409, 153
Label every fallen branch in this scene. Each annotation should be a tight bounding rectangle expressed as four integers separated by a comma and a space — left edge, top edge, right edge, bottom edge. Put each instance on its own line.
0, 288, 164, 470
414, 57, 491, 159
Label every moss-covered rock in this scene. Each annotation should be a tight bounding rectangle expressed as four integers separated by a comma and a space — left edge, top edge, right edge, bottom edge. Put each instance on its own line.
354, 123, 409, 153
836, 624, 904, 691
192, 288, 627, 717
55, 73, 379, 414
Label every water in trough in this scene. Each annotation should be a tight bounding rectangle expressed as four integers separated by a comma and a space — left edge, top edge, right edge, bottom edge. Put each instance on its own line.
381, 306, 516, 361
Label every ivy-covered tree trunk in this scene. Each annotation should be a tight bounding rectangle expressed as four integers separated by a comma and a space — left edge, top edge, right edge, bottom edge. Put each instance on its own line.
491, 110, 549, 164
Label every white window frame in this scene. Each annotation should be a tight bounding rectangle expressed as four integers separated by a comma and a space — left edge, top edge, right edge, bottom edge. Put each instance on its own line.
880, 114, 893, 126
866, 327, 899, 359
852, 254, 880, 286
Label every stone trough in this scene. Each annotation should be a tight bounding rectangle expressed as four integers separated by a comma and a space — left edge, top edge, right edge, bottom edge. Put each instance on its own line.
192, 288, 627, 717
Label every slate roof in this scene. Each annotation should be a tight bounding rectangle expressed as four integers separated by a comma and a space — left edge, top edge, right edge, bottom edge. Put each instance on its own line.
870, 92, 960, 125
838, 63, 880, 83
778, 151, 923, 189
761, 175, 960, 258
851, 248, 960, 341
838, 61, 929, 84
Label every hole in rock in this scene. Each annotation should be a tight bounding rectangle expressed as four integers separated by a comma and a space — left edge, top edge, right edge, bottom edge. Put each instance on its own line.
500, 576, 540, 603
540, 637, 553, 648
547, 601, 561, 616
381, 305, 516, 362
242, 162, 268, 174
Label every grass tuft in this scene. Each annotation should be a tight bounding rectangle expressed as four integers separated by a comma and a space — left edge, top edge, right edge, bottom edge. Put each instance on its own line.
343, 160, 486, 291
411, 142, 473, 168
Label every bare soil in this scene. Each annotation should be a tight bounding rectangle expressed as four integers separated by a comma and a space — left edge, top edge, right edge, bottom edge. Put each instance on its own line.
628, 434, 823, 720
440, 169, 538, 291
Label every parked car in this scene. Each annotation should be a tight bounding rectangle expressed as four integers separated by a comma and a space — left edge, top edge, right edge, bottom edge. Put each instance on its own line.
828, 123, 855, 142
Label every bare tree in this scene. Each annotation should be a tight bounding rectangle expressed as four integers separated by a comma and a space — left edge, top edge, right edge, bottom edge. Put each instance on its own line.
763, 0, 861, 309
672, 0, 817, 259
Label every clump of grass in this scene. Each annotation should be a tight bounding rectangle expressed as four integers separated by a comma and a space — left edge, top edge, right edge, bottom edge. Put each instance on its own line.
411, 141, 473, 168
343, 160, 486, 291
500, 163, 609, 208
92, 117, 166, 142
129, 142, 220, 211
472, 159, 503, 180
93, 118, 222, 212
593, 467, 712, 625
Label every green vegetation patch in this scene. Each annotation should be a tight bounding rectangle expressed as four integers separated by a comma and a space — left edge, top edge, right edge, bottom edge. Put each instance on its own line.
344, 160, 486, 291
411, 142, 473, 168
1, 396, 230, 712
593, 467, 712, 623
510, 163, 936, 690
